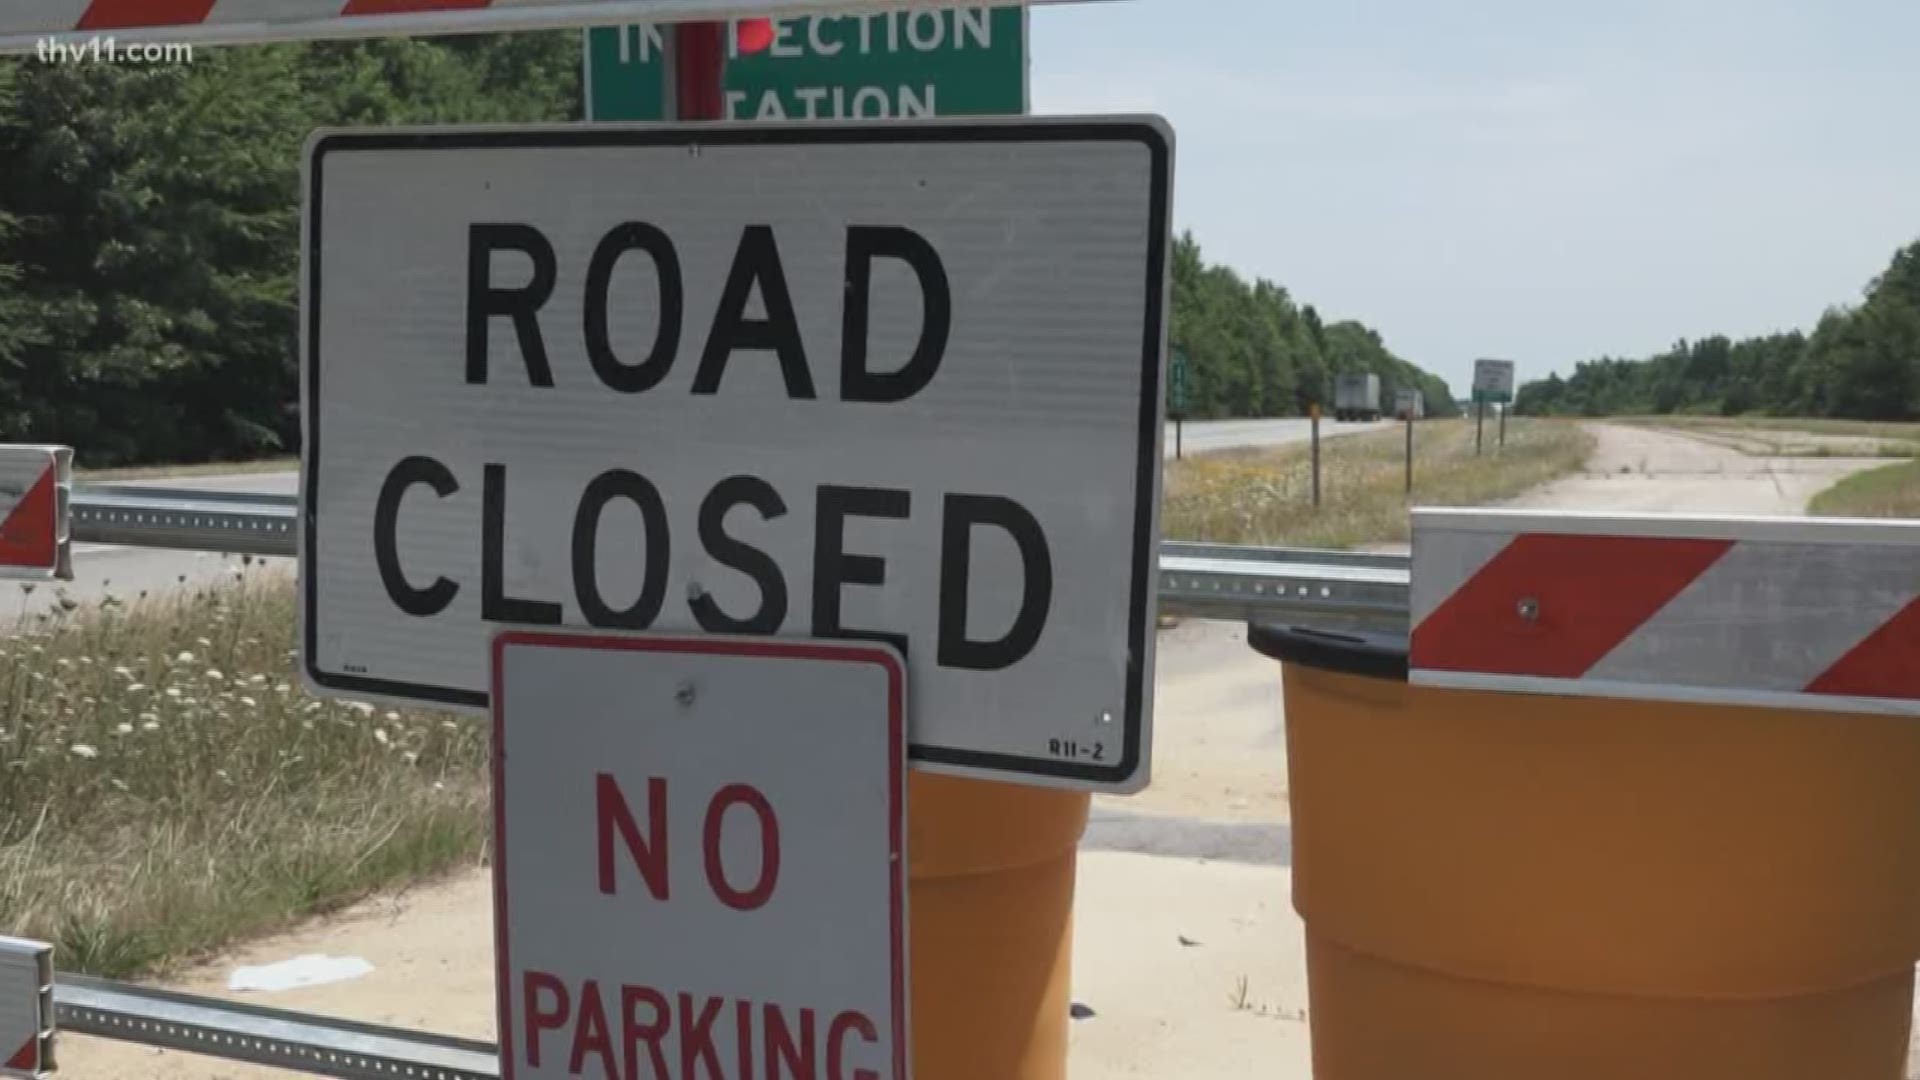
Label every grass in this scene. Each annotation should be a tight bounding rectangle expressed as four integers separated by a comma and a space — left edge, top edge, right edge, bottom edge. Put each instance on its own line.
1162, 418, 1595, 548
0, 569, 485, 979
76, 457, 299, 482
1809, 459, 1920, 520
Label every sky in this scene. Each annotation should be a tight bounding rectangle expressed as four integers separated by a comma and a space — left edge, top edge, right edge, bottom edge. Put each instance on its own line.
1026, 0, 1920, 394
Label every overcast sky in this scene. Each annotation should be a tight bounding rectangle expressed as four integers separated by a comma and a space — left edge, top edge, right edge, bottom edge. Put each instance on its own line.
1026, 0, 1920, 393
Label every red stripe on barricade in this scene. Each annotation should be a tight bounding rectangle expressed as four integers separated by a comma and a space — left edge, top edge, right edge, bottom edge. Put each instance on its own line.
0, 463, 58, 570
339, 0, 494, 14
78, 0, 217, 30
1806, 596, 1920, 701
1412, 533, 1733, 679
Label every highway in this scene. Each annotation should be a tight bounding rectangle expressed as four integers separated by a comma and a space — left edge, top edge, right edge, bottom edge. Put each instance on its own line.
1164, 416, 1391, 458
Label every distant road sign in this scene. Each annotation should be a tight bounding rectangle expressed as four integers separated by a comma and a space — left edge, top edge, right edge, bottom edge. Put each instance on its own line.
1, 1, 1073, 54
491, 631, 907, 1080
1169, 346, 1190, 415
588, 6, 1027, 122
301, 118, 1172, 792
0, 446, 71, 581
1472, 358, 1516, 405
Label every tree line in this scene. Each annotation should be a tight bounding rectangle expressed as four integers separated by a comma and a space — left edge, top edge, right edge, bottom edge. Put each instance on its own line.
1169, 233, 1459, 420
0, 35, 1458, 468
1517, 240, 1920, 420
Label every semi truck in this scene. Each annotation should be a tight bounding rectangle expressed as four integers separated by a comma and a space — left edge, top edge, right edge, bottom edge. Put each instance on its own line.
1394, 387, 1425, 420
1333, 373, 1382, 421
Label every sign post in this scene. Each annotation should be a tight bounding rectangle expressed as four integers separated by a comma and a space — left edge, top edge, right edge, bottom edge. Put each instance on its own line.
491, 630, 909, 1080
588, 7, 1027, 122
1169, 344, 1189, 461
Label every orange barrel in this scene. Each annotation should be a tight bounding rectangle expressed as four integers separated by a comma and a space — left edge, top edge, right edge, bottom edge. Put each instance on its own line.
1252, 623, 1920, 1080
906, 771, 1089, 1080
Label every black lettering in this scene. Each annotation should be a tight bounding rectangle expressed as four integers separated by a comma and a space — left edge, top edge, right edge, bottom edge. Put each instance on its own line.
466, 223, 556, 386
811, 485, 908, 656
373, 455, 460, 617
692, 225, 817, 399
841, 225, 951, 403
938, 494, 1052, 670
692, 476, 788, 634
570, 469, 670, 629
584, 222, 683, 393
482, 463, 562, 625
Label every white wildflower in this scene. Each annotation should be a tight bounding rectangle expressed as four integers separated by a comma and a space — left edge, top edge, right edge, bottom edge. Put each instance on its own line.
141, 721, 160, 731
176, 650, 195, 663
126, 683, 144, 692
403, 751, 419, 765
196, 637, 211, 647
374, 728, 390, 745
165, 687, 182, 698
115, 722, 133, 735
239, 696, 257, 708
69, 744, 97, 759
303, 701, 324, 713
205, 669, 224, 681
275, 683, 291, 694
384, 711, 400, 722
113, 665, 133, 678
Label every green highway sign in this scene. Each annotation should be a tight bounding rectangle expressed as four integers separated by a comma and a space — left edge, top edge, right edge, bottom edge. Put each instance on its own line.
586, 7, 1027, 122
1170, 346, 1191, 415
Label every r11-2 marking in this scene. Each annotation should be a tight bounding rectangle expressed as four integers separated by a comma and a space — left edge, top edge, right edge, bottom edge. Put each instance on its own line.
1048, 738, 1105, 762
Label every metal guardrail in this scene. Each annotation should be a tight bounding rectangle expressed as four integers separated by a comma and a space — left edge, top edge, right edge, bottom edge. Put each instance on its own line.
56, 975, 499, 1080
67, 485, 1415, 628
32, 484, 1412, 1076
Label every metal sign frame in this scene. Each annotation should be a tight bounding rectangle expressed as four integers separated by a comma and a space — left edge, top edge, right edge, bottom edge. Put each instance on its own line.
489, 629, 910, 1080
298, 116, 1172, 792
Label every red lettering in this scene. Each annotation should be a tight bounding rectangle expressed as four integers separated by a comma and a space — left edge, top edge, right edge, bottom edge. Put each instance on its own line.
569, 980, 617, 1075
679, 992, 725, 1078
736, 999, 757, 1080
598, 773, 669, 899
703, 783, 781, 911
767, 1006, 816, 1079
828, 1011, 879, 1080
522, 970, 570, 1069
622, 985, 672, 1079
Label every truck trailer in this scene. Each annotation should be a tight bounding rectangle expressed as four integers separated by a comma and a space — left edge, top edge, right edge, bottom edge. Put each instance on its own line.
1333, 373, 1382, 421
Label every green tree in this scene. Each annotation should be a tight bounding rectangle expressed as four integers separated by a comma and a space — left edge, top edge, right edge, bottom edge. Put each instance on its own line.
1516, 239, 1920, 423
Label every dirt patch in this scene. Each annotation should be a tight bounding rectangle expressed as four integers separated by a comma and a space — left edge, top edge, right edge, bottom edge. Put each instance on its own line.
1500, 423, 1888, 515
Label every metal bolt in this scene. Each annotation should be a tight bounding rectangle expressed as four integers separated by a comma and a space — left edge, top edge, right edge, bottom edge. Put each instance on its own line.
675, 682, 697, 707
1517, 597, 1540, 621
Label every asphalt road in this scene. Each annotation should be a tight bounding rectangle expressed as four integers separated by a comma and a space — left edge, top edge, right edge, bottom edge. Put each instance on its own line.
1164, 416, 1391, 458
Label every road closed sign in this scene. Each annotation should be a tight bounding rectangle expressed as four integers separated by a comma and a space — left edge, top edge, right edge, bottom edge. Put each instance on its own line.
300, 119, 1171, 791
490, 630, 908, 1080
